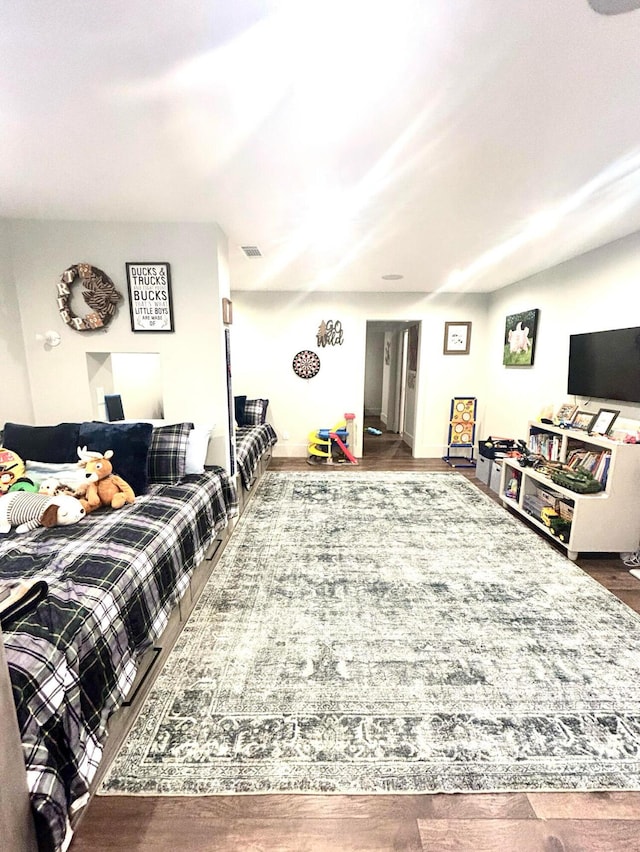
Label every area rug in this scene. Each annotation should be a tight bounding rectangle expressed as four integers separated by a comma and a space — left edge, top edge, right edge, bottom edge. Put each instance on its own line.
99, 471, 640, 796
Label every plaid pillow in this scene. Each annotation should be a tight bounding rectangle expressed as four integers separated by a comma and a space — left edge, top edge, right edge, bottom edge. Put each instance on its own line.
243, 399, 269, 426
147, 422, 193, 484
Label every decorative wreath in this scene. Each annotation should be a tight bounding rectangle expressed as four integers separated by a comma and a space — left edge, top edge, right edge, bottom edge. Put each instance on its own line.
292, 349, 321, 379
57, 263, 122, 331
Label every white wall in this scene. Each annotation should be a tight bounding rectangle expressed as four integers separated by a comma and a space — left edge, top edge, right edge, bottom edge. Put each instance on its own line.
485, 230, 640, 442
4, 220, 230, 468
0, 222, 33, 427
230, 290, 489, 457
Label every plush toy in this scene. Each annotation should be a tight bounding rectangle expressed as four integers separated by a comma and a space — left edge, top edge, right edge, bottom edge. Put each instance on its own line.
0, 492, 86, 534
38, 477, 76, 498
76, 447, 135, 514
0, 447, 26, 494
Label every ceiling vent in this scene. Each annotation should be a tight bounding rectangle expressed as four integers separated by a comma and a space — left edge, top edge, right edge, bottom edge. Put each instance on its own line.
241, 245, 262, 258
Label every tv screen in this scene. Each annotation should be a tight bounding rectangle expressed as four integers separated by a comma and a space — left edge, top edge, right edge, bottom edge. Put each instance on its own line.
568, 326, 640, 403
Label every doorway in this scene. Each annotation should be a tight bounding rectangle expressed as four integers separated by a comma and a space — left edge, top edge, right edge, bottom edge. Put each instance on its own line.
363, 320, 420, 458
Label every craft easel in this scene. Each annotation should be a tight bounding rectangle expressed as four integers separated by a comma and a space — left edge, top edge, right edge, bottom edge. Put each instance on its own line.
442, 397, 477, 468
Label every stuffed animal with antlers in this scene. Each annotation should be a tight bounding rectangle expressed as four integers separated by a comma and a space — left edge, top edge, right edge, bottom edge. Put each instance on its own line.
76, 446, 135, 514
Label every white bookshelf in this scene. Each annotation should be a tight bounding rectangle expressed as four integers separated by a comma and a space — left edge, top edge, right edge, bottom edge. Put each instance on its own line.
500, 421, 640, 560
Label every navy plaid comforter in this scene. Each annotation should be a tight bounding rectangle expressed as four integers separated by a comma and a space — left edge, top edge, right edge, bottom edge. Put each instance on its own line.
0, 469, 237, 852
235, 424, 277, 490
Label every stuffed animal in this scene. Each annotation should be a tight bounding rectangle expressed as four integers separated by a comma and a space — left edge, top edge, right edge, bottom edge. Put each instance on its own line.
38, 477, 76, 498
76, 447, 135, 514
0, 492, 86, 534
0, 447, 26, 494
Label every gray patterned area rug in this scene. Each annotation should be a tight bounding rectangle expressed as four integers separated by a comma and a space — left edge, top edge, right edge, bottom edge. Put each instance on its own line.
99, 471, 640, 796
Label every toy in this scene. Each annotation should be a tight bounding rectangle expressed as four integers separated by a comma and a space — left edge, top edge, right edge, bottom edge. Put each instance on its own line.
38, 477, 76, 498
76, 447, 135, 514
0, 448, 25, 493
307, 417, 358, 465
0, 492, 86, 534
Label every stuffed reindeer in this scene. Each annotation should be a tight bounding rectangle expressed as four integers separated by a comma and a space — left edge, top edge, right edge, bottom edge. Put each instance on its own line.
76, 447, 135, 514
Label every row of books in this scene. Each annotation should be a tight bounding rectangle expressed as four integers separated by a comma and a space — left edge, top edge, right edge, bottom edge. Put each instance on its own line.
528, 432, 561, 461
565, 447, 611, 486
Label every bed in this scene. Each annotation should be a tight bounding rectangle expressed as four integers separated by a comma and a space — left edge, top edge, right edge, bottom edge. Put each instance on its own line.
233, 396, 277, 501
0, 421, 238, 852
235, 423, 278, 493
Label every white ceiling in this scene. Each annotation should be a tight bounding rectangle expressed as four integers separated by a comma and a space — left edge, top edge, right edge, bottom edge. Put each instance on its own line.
2, 1, 640, 293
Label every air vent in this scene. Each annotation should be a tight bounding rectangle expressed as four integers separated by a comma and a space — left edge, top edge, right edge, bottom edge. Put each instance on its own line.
241, 245, 262, 258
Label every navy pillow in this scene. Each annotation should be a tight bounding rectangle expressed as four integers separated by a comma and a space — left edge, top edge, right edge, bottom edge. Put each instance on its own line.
3, 422, 80, 463
234, 395, 247, 426
77, 421, 153, 496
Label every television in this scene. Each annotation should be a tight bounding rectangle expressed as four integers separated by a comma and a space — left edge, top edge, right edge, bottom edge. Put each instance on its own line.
104, 393, 125, 422
568, 326, 640, 403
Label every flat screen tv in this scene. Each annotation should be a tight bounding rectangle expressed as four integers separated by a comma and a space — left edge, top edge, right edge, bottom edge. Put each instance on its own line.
568, 326, 640, 403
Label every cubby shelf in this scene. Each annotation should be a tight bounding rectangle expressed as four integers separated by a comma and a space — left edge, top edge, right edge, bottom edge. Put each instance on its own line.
500, 421, 640, 560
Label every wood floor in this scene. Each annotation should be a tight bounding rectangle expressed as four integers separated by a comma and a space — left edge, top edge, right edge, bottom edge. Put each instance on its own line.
70, 422, 640, 851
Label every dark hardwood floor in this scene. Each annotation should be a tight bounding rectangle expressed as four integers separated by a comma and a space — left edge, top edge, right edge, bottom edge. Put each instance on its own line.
71, 420, 640, 851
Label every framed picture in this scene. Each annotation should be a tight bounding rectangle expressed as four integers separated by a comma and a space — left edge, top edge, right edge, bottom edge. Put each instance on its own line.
443, 321, 471, 355
503, 308, 539, 366
555, 402, 578, 423
222, 297, 233, 325
589, 407, 620, 435
572, 410, 595, 432
126, 263, 174, 332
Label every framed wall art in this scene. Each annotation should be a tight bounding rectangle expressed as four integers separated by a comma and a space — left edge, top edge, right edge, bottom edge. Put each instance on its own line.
443, 321, 471, 355
503, 308, 539, 366
126, 262, 174, 332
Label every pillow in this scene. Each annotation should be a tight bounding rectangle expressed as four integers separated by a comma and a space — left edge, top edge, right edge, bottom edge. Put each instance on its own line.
122, 420, 213, 475
234, 395, 247, 426
25, 460, 88, 491
243, 399, 269, 426
3, 422, 80, 463
184, 424, 213, 474
77, 421, 154, 496
147, 422, 193, 484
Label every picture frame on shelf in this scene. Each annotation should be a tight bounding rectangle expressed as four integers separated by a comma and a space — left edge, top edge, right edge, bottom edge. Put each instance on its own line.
443, 321, 471, 355
572, 410, 596, 432
555, 402, 578, 423
589, 407, 620, 436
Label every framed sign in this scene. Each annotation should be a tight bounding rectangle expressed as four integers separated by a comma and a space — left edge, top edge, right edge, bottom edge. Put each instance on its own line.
589, 407, 619, 435
126, 263, 174, 332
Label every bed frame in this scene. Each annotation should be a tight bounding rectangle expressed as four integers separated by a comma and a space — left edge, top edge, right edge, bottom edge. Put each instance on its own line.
1, 518, 231, 852
1, 446, 276, 852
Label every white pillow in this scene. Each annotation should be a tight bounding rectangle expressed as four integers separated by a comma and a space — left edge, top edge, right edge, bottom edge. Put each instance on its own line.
25, 460, 88, 489
123, 420, 214, 475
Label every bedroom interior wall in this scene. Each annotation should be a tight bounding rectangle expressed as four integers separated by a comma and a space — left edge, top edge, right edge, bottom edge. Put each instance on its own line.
230, 290, 489, 458
5, 219, 231, 469
0, 221, 33, 427
483, 229, 640, 443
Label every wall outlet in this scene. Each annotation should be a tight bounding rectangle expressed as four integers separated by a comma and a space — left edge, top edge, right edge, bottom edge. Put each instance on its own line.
282, 431, 290, 440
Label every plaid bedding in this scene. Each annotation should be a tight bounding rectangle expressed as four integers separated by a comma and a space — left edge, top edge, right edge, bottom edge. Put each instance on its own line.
234, 424, 277, 490
0, 469, 237, 852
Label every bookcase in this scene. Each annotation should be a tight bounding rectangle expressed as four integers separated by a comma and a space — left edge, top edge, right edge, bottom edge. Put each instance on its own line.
500, 421, 640, 560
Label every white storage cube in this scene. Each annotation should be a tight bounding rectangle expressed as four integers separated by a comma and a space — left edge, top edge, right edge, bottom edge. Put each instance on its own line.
475, 454, 492, 485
